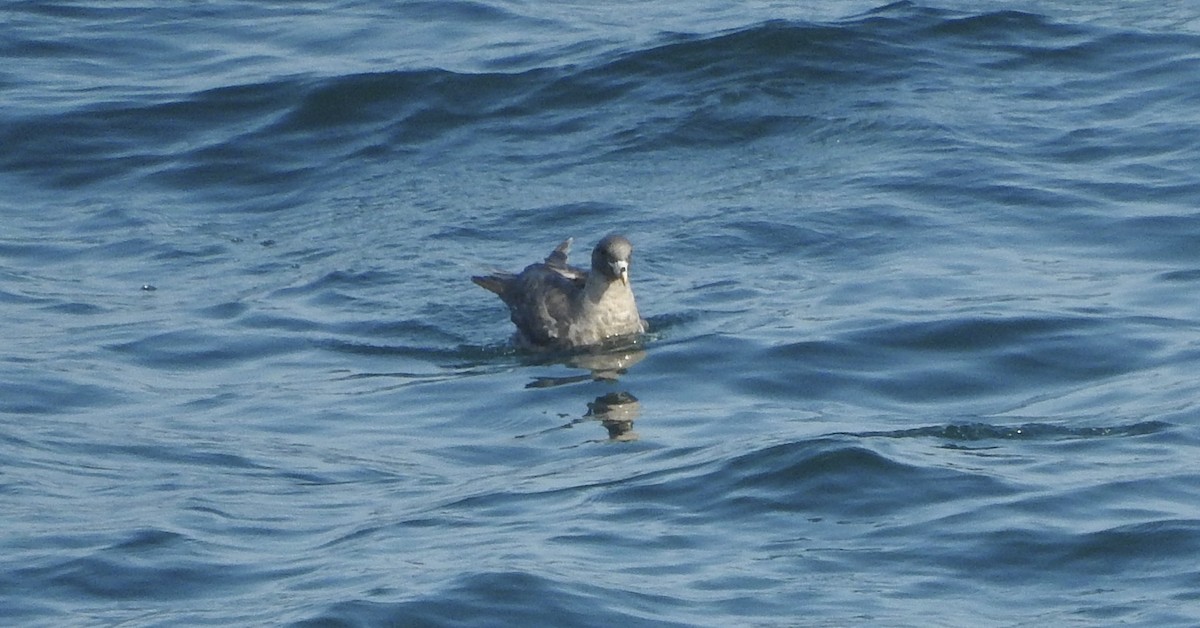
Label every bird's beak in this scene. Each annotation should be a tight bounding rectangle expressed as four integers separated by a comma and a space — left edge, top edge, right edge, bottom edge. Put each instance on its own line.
612, 260, 629, 286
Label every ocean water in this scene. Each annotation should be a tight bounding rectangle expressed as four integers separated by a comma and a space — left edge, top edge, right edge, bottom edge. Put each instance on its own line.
4, 0, 1200, 625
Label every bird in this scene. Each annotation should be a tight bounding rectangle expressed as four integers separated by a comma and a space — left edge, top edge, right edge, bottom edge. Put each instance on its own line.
472, 234, 647, 350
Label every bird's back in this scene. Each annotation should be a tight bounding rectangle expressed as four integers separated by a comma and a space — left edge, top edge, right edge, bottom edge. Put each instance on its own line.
473, 260, 586, 347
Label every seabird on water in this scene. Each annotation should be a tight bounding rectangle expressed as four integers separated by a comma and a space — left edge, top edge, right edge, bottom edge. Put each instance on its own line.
472, 234, 647, 350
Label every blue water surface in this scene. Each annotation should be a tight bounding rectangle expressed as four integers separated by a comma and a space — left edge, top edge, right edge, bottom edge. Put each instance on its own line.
4, 1, 1200, 625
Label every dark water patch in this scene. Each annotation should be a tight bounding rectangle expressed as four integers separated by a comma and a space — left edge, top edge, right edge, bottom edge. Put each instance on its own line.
70, 204, 157, 234
1075, 178, 1200, 213
600, 13, 916, 88
317, 338, 497, 367
271, 269, 400, 299
1036, 125, 1200, 176
740, 315, 1163, 407
0, 286, 49, 306
0, 235, 182, 270
983, 27, 1200, 77
6, 2, 110, 22
923, 8, 1080, 43
197, 300, 250, 321
5, 528, 288, 604
151, 242, 231, 262
0, 372, 125, 415
153, 143, 320, 200
0, 240, 87, 266
853, 420, 1172, 442
936, 519, 1200, 584
237, 312, 324, 334
52, 439, 266, 473
559, 18, 928, 156
640, 311, 699, 339
0, 7, 1037, 192
41, 301, 108, 316
848, 315, 1091, 352
109, 329, 307, 370
276, 69, 536, 139
293, 570, 691, 628
1105, 214, 1200, 264
394, 0, 529, 23
1158, 268, 1200, 282
637, 333, 762, 397
0, 78, 304, 190
606, 439, 1011, 521
177, 391, 242, 412
81, 236, 180, 263
11, 1, 1185, 209
5, 0, 1195, 203
731, 338, 871, 404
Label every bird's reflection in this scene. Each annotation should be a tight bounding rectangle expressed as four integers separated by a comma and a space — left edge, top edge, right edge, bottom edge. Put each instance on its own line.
515, 390, 641, 443
586, 391, 640, 441
516, 346, 645, 442
525, 347, 645, 389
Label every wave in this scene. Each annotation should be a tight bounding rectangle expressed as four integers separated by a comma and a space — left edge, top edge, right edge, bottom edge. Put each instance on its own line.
8, 3, 1196, 198
435, 437, 1015, 521
851, 419, 1171, 441
293, 570, 692, 628
686, 312, 1169, 411
292, 423, 1200, 624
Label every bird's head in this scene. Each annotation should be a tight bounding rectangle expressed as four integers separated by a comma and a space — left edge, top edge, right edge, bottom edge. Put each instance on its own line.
592, 234, 634, 286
